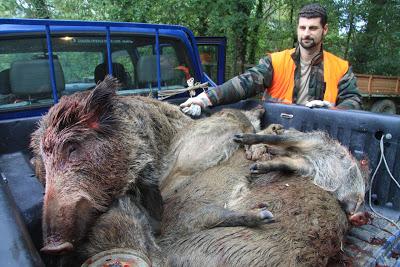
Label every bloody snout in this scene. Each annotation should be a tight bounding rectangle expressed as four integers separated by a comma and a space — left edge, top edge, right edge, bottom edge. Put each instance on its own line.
42, 188, 93, 255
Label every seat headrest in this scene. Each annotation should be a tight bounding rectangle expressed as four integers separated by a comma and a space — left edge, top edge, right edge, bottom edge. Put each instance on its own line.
94, 63, 127, 86
0, 69, 11, 95
137, 55, 180, 84
10, 59, 65, 96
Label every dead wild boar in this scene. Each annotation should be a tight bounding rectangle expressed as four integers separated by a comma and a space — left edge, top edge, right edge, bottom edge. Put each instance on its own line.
158, 108, 349, 266
30, 76, 191, 255
233, 126, 370, 216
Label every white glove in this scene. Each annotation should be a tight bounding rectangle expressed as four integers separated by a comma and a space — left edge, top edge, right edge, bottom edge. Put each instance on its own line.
181, 104, 202, 117
305, 100, 333, 109
180, 91, 212, 117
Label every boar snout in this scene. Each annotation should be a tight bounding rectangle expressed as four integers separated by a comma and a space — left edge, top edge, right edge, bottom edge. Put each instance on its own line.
41, 240, 74, 255
339, 193, 364, 216
42, 190, 95, 254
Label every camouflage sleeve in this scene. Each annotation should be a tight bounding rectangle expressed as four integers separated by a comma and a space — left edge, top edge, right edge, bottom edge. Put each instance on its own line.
206, 56, 274, 106
336, 66, 362, 110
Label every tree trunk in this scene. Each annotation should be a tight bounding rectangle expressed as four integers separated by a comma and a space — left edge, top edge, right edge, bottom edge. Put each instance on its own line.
235, 1, 252, 74
344, 0, 355, 60
248, 0, 263, 64
289, 0, 297, 47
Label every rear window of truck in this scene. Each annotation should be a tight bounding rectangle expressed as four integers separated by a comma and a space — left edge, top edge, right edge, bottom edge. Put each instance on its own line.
0, 34, 194, 112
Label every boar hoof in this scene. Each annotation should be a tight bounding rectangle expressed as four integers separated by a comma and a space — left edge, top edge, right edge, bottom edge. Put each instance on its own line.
233, 134, 244, 143
264, 124, 285, 135
249, 163, 268, 174
252, 203, 274, 223
41, 242, 74, 255
259, 207, 274, 221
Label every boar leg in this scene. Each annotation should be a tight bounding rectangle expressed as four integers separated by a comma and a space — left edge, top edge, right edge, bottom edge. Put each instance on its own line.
249, 157, 311, 176
234, 133, 298, 146
189, 204, 274, 230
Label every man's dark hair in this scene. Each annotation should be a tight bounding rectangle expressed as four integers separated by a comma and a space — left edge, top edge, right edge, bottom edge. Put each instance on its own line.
298, 3, 328, 26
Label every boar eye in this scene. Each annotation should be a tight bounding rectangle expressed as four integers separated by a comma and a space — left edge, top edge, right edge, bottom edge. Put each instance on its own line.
66, 143, 79, 160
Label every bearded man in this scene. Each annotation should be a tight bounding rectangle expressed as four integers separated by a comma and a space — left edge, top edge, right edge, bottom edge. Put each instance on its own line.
181, 3, 362, 116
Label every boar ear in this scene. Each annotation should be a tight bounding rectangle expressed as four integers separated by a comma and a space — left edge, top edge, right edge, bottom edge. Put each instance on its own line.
83, 75, 120, 130
30, 127, 46, 186
243, 106, 265, 132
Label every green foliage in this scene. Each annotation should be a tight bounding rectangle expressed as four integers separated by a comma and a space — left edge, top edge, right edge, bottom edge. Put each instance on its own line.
0, 0, 398, 77
349, 0, 400, 76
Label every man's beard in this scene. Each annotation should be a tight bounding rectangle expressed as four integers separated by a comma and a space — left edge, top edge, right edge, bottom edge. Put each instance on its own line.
299, 38, 317, 49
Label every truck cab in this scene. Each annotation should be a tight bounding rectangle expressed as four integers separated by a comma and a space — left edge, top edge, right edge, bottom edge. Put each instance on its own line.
0, 19, 229, 121
0, 18, 399, 266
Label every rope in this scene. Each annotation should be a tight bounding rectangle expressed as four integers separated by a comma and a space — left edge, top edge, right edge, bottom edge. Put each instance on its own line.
368, 134, 400, 230
157, 82, 209, 100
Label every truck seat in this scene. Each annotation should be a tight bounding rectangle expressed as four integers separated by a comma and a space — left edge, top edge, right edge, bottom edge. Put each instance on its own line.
9, 58, 65, 99
137, 55, 183, 88
0, 69, 11, 95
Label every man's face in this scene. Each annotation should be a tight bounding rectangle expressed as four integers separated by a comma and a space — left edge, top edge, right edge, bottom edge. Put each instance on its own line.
297, 17, 328, 50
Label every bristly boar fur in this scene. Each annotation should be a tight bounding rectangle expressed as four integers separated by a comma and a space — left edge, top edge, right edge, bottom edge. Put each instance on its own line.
30, 76, 192, 254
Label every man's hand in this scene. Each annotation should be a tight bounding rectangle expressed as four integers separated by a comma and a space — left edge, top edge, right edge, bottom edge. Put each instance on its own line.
180, 91, 212, 117
305, 100, 333, 109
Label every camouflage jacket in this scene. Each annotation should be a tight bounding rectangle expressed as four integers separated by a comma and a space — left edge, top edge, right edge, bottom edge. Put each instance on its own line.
206, 46, 362, 110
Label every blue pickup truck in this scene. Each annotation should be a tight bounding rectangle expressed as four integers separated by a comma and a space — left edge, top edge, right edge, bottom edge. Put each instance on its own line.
0, 18, 399, 266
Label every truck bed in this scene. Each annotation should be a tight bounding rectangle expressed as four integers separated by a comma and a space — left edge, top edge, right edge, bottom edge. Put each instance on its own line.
1, 102, 400, 266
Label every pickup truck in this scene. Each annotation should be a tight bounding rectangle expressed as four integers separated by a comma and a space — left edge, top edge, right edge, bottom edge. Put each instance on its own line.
0, 18, 399, 267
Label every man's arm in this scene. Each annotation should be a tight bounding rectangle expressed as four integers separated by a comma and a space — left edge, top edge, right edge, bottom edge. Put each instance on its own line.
180, 55, 274, 115
206, 56, 274, 106
336, 66, 362, 110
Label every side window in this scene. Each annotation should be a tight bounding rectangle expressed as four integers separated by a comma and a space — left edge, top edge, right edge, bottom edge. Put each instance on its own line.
137, 45, 153, 56
161, 45, 190, 87
112, 50, 134, 88
198, 45, 218, 83
135, 44, 190, 91
54, 36, 108, 94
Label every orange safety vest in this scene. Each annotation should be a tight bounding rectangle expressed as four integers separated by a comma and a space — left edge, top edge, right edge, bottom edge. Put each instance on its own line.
267, 48, 349, 105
